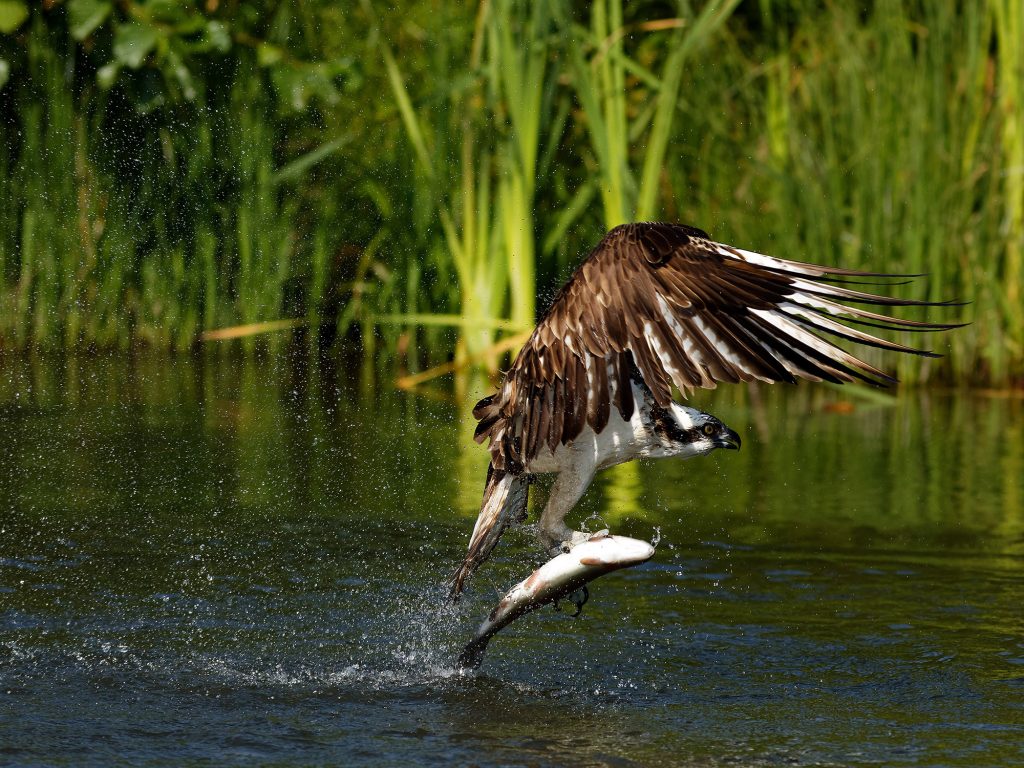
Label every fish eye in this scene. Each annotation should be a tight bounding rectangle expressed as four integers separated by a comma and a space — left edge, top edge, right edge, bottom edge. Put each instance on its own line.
702, 423, 715, 436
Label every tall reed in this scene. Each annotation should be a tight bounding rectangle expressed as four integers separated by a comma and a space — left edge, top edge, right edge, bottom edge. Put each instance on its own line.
660, 0, 1020, 383
0, 17, 344, 354
364, 0, 563, 363
557, 0, 741, 226
1, 2, 1021, 385
990, 0, 1023, 376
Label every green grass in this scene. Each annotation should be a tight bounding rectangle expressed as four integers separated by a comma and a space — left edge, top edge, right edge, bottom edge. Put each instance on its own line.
1, 15, 357, 355
0, 2, 1021, 385
662, 0, 1022, 383
362, 0, 562, 360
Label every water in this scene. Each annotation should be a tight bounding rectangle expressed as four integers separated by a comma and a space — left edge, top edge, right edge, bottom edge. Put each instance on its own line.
1, 357, 1022, 767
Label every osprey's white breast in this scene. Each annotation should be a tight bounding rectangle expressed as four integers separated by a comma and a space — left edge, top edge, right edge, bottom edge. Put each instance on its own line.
522, 378, 664, 475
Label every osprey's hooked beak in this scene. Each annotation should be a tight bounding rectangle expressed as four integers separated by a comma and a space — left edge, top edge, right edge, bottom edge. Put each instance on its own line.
715, 427, 742, 451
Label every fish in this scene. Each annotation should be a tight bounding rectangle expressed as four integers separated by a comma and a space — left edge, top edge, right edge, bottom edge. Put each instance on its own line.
456, 533, 656, 670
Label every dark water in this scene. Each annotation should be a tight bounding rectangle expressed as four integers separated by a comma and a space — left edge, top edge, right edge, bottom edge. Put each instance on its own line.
1, 357, 1022, 767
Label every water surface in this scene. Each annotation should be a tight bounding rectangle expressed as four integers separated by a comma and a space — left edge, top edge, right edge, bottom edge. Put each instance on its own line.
1, 357, 1022, 766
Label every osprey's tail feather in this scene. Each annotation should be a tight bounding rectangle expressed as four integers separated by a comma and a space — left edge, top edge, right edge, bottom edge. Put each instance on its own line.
448, 465, 529, 602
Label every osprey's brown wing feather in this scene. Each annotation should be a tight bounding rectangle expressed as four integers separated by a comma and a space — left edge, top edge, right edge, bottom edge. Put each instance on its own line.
474, 222, 961, 471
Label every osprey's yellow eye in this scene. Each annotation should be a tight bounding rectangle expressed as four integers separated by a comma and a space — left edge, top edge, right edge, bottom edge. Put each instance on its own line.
702, 424, 715, 436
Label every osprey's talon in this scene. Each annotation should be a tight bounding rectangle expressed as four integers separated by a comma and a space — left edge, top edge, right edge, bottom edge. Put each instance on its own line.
565, 529, 610, 551
566, 585, 589, 617
548, 529, 593, 557
553, 585, 588, 616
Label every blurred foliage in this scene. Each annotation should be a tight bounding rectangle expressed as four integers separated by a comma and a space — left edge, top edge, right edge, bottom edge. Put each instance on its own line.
0, 0, 387, 354
1, 0, 355, 110
0, 1, 1021, 386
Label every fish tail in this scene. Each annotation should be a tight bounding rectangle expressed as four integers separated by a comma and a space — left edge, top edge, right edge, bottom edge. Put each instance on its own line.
448, 465, 528, 602
456, 636, 489, 670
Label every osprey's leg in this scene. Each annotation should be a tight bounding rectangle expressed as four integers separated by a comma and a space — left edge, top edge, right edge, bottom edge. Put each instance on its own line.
537, 465, 597, 556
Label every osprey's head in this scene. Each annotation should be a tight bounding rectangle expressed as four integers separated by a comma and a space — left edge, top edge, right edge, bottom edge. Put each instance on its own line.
658, 403, 741, 458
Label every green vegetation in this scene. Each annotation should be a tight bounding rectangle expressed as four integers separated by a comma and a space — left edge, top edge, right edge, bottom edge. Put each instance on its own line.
0, 1, 1021, 384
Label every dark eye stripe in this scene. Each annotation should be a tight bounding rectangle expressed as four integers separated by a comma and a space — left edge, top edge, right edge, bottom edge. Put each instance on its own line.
651, 404, 705, 444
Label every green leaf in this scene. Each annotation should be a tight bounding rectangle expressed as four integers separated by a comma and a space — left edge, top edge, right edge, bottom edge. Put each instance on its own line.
67, 0, 112, 41
166, 49, 195, 101
204, 20, 230, 53
96, 61, 120, 90
113, 22, 158, 69
0, 58, 9, 90
272, 135, 353, 185
145, 0, 191, 25
270, 67, 307, 110
0, 0, 28, 34
257, 42, 284, 67
127, 67, 165, 113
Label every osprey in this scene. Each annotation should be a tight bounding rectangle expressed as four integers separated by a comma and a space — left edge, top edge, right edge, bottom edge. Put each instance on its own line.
450, 222, 958, 598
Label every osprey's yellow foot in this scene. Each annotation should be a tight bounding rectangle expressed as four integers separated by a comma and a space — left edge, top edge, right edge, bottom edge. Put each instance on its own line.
542, 528, 610, 557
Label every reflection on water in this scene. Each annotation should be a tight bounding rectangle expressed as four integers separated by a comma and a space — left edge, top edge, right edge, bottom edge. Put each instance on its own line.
1, 356, 1022, 766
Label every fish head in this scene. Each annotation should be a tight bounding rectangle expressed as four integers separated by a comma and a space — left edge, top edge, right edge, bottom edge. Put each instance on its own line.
576, 535, 656, 568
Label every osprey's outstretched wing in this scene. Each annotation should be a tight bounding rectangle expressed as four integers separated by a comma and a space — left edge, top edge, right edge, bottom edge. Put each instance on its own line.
474, 222, 961, 472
